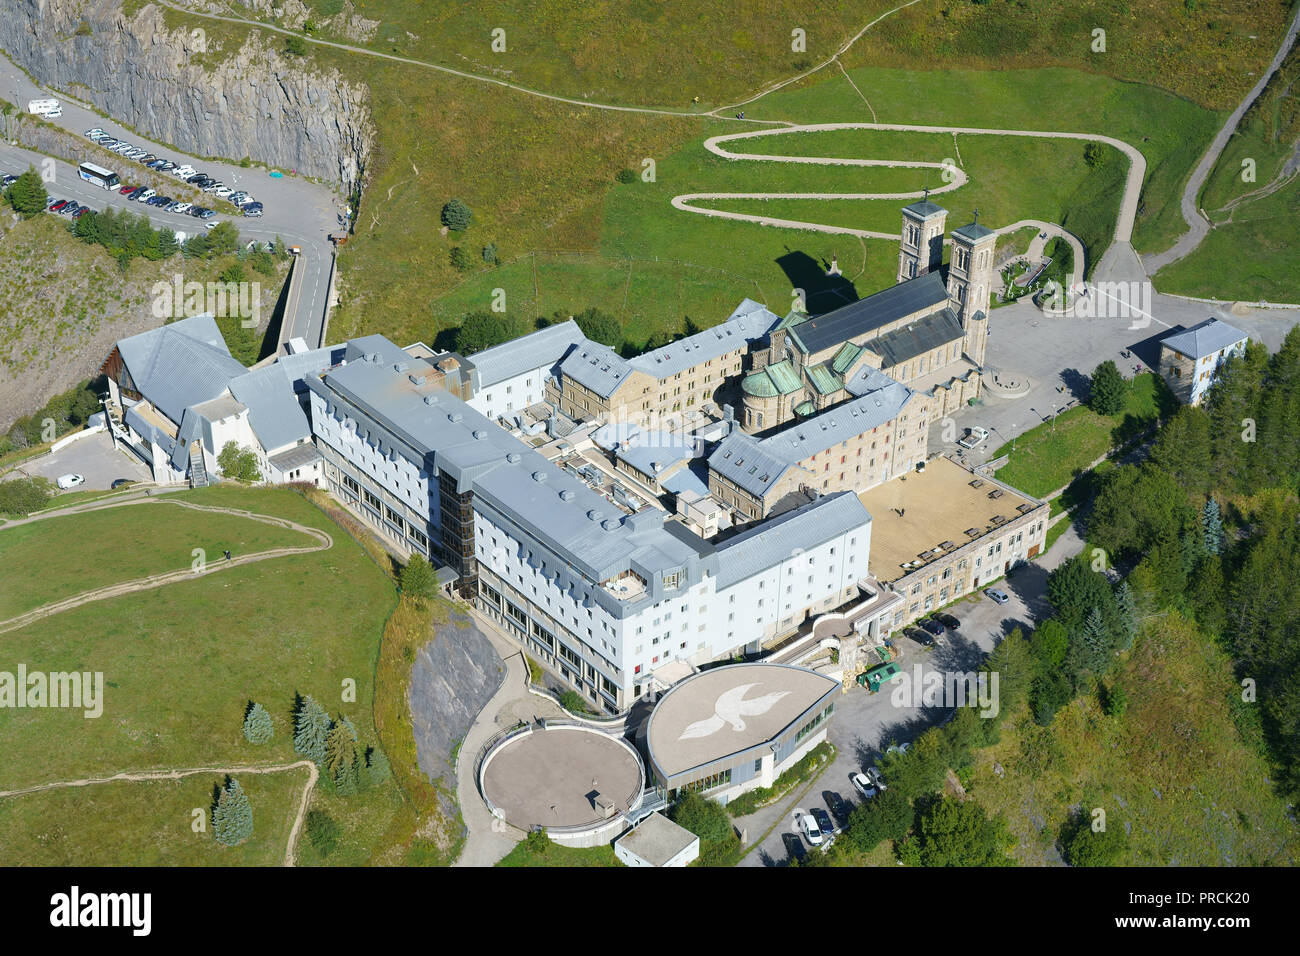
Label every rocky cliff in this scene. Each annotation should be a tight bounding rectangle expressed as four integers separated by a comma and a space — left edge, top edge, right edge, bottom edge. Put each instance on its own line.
0, 0, 373, 195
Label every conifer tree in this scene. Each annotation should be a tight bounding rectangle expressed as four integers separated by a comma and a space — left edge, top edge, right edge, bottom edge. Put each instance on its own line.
293, 695, 331, 766
1202, 497, 1225, 556
1113, 580, 1138, 652
325, 716, 360, 795
213, 777, 254, 846
242, 702, 274, 744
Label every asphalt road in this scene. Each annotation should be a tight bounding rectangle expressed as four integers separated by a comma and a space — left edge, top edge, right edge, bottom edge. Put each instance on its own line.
0, 51, 338, 348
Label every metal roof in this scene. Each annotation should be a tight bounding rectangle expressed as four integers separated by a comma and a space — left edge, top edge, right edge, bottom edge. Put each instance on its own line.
1160, 318, 1248, 360
952, 221, 995, 242
114, 314, 247, 424
228, 346, 343, 454
468, 319, 587, 389
902, 199, 947, 220
805, 363, 842, 396
629, 301, 778, 379
714, 492, 871, 590
788, 273, 949, 357
759, 374, 914, 464
556, 342, 634, 398
268, 443, 323, 471
708, 430, 799, 498
866, 308, 965, 367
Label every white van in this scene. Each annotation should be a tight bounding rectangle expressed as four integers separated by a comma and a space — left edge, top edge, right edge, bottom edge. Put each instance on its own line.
27, 98, 60, 116
798, 813, 824, 847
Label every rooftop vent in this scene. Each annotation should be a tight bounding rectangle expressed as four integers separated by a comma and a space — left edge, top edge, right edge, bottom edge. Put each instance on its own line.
448, 412, 463, 423
506, 452, 521, 464
472, 429, 487, 439
532, 471, 548, 482
560, 490, 575, 501
587, 509, 602, 521
394, 362, 409, 373
601, 519, 619, 531
423, 395, 437, 406
989, 489, 1004, 499
408, 374, 426, 386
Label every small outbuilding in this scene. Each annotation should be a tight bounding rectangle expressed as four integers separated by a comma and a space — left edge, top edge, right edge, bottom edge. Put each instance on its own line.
614, 812, 699, 868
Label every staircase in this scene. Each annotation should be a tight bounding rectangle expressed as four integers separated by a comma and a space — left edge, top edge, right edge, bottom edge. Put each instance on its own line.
188, 442, 208, 488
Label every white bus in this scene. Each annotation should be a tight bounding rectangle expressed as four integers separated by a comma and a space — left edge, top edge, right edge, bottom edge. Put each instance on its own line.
78, 162, 120, 189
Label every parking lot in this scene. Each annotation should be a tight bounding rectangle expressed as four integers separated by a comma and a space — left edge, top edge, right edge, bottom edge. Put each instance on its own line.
741, 568, 1049, 866
11, 431, 150, 492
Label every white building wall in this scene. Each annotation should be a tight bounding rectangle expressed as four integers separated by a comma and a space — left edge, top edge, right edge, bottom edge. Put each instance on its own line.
469, 367, 547, 422
310, 391, 433, 515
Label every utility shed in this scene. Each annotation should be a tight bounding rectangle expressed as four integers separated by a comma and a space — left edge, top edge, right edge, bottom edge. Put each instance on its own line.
614, 812, 700, 868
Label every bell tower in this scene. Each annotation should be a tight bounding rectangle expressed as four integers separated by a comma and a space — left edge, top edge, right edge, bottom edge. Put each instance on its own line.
897, 190, 947, 284
948, 211, 997, 366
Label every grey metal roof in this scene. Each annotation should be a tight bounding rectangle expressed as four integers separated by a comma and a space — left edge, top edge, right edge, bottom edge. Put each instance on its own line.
760, 375, 914, 463
715, 492, 871, 590
227, 347, 341, 454
866, 308, 965, 367
1160, 318, 1248, 360
268, 443, 323, 471
592, 423, 698, 478
630, 300, 780, 379
789, 273, 949, 357
124, 406, 174, 463
903, 199, 946, 220
468, 319, 587, 389
114, 314, 248, 424
310, 337, 716, 610
708, 430, 799, 498
952, 221, 995, 242
556, 342, 635, 398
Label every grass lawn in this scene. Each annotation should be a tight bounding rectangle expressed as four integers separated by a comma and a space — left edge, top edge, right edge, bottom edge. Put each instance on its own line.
968, 612, 1299, 865
0, 768, 306, 866
993, 373, 1170, 498
496, 837, 624, 867
0, 485, 395, 794
0, 498, 317, 620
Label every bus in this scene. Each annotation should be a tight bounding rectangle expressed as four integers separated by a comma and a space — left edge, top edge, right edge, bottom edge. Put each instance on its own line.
77, 162, 119, 189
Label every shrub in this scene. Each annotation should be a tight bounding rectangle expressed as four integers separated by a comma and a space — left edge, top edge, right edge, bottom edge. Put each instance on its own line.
305, 810, 340, 857
285, 35, 308, 56
559, 689, 591, 714
615, 168, 637, 184
0, 476, 54, 516
440, 198, 473, 231
449, 245, 471, 271
399, 554, 436, 600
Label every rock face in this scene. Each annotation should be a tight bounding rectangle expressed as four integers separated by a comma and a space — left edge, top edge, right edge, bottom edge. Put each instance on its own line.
0, 0, 373, 195
409, 611, 503, 816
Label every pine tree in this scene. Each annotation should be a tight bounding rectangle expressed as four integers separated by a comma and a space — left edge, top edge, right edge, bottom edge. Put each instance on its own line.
212, 777, 254, 846
293, 696, 331, 765
1072, 606, 1112, 677
325, 716, 360, 795
242, 702, 274, 744
1113, 580, 1138, 652
1202, 497, 1225, 556
1088, 360, 1129, 416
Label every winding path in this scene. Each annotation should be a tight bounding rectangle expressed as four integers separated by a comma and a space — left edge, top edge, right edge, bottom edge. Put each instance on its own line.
0, 496, 333, 635
673, 123, 1144, 264
1142, 4, 1300, 273
0, 760, 319, 866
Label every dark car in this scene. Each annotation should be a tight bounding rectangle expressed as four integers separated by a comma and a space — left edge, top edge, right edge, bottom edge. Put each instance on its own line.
138, 154, 157, 164
1, 174, 17, 187
781, 832, 807, 865
199, 208, 217, 220
823, 790, 851, 825
109, 478, 134, 490
72, 206, 88, 218
158, 162, 176, 172
905, 626, 933, 646
147, 159, 167, 169
937, 613, 961, 630
922, 618, 945, 637
242, 202, 263, 217
127, 187, 146, 201
811, 806, 837, 838
59, 202, 80, 216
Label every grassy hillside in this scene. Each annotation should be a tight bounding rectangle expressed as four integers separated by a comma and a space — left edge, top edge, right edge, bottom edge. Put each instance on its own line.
971, 613, 1298, 865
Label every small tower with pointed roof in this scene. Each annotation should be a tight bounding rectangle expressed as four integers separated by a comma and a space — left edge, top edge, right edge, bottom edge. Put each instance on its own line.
948, 210, 996, 366
897, 188, 947, 284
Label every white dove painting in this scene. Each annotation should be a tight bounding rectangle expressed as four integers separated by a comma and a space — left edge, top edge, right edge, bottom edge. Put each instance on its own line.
679, 683, 791, 740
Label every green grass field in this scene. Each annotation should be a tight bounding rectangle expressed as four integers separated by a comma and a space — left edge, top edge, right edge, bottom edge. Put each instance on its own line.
0, 485, 394, 793
993, 373, 1170, 498
971, 612, 1299, 865
0, 769, 306, 866
0, 499, 316, 620
496, 836, 624, 867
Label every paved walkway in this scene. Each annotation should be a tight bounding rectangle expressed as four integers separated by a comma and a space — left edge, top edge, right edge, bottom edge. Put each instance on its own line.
1142, 5, 1300, 274
451, 614, 566, 868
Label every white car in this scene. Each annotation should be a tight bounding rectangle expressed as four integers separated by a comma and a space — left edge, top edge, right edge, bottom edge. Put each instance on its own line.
957, 426, 990, 449
886, 742, 912, 756
138, 188, 156, 201
212, 186, 234, 198
204, 221, 219, 230
851, 772, 877, 800
84, 128, 104, 138
172, 202, 192, 214
798, 813, 824, 847
56, 474, 85, 489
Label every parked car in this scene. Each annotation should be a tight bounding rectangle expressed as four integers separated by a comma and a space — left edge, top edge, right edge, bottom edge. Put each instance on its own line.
957, 426, 989, 449
158, 162, 177, 172
203, 221, 219, 230
851, 772, 877, 800
138, 188, 156, 201
109, 478, 134, 490
56, 474, 85, 489
128, 187, 147, 201
824, 790, 851, 824
242, 202, 263, 217
58, 202, 80, 216
782, 832, 807, 865
138, 154, 157, 164
937, 612, 961, 630
46, 197, 61, 210
1, 174, 17, 187
199, 209, 217, 220
985, 587, 1011, 605
84, 128, 104, 138
798, 813, 824, 847
172, 202, 193, 214
96, 137, 118, 148
811, 806, 837, 837
118, 184, 134, 195
212, 185, 234, 198
921, 618, 945, 637
886, 742, 912, 756
72, 206, 88, 218
866, 767, 887, 791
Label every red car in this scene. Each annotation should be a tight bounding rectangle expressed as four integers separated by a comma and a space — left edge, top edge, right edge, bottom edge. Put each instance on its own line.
119, 184, 133, 194
49, 199, 69, 212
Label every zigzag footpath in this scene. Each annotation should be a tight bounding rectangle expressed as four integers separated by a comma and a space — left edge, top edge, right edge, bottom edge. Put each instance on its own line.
672, 124, 1145, 269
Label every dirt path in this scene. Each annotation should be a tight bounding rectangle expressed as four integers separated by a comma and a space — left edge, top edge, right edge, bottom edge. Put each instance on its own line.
0, 496, 332, 634
1143, 4, 1300, 273
0, 760, 319, 866
673, 124, 1143, 260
